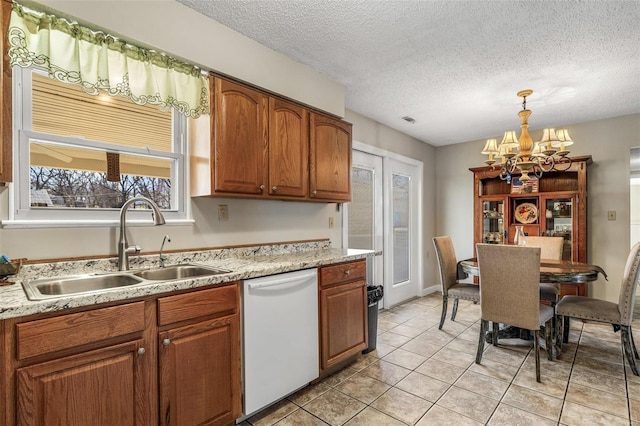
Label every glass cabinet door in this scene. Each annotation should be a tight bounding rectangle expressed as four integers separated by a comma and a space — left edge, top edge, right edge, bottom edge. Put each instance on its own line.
482, 199, 505, 244
542, 197, 574, 260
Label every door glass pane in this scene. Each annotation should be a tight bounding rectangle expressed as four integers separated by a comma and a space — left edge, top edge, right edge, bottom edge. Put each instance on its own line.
482, 200, 504, 244
393, 174, 410, 284
349, 167, 374, 250
544, 198, 573, 260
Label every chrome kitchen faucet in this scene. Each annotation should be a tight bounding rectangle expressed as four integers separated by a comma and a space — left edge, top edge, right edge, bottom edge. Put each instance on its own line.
118, 197, 166, 271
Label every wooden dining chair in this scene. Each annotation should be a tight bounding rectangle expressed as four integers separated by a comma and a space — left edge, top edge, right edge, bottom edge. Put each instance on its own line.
433, 236, 480, 329
475, 244, 554, 382
556, 242, 640, 376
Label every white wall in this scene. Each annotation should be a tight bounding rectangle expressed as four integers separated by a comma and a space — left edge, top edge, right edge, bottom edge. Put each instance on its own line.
436, 113, 640, 303
346, 110, 438, 294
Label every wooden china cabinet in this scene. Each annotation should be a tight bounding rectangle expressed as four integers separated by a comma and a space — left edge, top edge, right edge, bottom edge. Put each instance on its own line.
470, 155, 592, 297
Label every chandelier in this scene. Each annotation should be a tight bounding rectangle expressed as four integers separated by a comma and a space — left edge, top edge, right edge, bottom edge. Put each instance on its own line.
480, 89, 574, 182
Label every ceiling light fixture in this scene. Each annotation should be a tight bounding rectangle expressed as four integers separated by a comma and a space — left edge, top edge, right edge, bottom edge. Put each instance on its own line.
481, 90, 574, 182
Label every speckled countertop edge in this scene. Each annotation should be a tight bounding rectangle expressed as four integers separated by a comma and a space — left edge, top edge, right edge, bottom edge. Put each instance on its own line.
0, 241, 378, 320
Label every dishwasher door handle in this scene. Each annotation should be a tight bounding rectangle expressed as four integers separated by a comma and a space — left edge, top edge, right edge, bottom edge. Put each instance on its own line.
247, 271, 316, 290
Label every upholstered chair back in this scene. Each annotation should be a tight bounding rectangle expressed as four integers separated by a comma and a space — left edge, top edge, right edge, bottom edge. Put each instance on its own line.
618, 242, 640, 326
477, 244, 541, 331
525, 236, 564, 260
433, 236, 457, 293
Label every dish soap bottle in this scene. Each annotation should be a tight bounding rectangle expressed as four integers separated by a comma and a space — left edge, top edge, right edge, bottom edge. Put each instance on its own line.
514, 226, 527, 246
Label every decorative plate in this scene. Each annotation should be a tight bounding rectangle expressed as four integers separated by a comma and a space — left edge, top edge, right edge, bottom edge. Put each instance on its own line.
515, 202, 538, 224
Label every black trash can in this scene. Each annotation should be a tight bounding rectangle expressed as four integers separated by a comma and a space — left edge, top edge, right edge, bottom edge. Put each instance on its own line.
363, 285, 384, 354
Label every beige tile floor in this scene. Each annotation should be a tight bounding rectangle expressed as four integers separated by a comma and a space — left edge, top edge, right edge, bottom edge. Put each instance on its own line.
241, 293, 640, 425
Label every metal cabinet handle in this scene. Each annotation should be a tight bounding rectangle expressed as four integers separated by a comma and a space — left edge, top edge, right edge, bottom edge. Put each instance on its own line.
137, 347, 146, 356
311, 190, 317, 197
272, 186, 278, 192
344, 269, 351, 275
163, 338, 171, 346
259, 184, 265, 191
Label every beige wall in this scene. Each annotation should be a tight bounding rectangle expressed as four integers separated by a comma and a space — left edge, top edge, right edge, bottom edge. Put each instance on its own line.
436, 113, 640, 302
28, 0, 345, 117
346, 110, 438, 294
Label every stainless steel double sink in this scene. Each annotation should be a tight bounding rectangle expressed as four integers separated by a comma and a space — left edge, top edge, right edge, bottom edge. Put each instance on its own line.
22, 264, 230, 300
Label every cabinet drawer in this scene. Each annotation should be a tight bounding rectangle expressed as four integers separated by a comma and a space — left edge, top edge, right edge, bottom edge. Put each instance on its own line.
158, 282, 239, 326
17, 302, 146, 360
320, 260, 366, 288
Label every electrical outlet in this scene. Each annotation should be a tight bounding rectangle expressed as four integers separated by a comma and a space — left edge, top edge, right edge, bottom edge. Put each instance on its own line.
328, 217, 334, 228
608, 210, 616, 221
218, 205, 229, 221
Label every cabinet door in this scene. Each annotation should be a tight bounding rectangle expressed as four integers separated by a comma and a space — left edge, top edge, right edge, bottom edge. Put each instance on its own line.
319, 280, 367, 371
213, 77, 268, 195
309, 113, 352, 202
268, 97, 309, 198
541, 194, 578, 261
0, 0, 12, 182
158, 314, 241, 426
479, 197, 507, 244
16, 340, 147, 426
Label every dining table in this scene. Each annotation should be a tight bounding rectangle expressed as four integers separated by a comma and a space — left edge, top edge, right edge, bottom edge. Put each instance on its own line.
458, 257, 608, 284
458, 257, 608, 343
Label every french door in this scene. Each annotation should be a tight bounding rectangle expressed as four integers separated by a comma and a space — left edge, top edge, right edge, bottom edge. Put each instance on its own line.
348, 151, 383, 291
346, 146, 422, 308
384, 158, 421, 307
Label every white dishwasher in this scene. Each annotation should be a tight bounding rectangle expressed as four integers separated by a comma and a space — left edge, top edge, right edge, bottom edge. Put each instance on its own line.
242, 268, 319, 418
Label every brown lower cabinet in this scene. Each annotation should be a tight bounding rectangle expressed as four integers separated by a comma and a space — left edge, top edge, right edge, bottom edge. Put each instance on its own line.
3, 282, 241, 426
17, 339, 147, 425
319, 260, 368, 374
158, 285, 241, 426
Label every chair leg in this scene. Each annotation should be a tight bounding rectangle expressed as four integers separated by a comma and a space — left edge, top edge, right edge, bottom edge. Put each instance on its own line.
492, 322, 499, 346
562, 315, 570, 343
534, 330, 541, 383
451, 298, 459, 321
630, 326, 640, 360
545, 320, 553, 361
554, 315, 563, 355
621, 325, 640, 376
476, 319, 487, 364
439, 295, 448, 330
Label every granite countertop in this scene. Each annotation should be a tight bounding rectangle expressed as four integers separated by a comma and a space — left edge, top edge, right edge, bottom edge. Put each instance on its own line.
0, 241, 377, 320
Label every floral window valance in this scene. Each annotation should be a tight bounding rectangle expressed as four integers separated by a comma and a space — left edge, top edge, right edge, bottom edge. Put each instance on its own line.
7, 3, 209, 118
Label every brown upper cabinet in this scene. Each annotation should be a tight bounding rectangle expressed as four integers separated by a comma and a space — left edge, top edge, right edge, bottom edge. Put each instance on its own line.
194, 75, 352, 202
309, 113, 352, 202
268, 97, 309, 198
1, 0, 13, 183
211, 76, 269, 196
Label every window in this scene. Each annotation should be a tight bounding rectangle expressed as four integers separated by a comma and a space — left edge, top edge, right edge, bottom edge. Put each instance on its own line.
8, 67, 189, 226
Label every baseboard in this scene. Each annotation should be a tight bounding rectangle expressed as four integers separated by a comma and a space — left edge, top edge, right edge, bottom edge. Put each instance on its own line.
421, 285, 439, 297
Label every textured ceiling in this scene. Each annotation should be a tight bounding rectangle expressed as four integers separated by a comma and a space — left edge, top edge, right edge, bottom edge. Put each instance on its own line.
176, 0, 640, 146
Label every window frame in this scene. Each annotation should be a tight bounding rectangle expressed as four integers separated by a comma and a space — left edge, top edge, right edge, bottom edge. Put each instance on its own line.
5, 66, 192, 228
